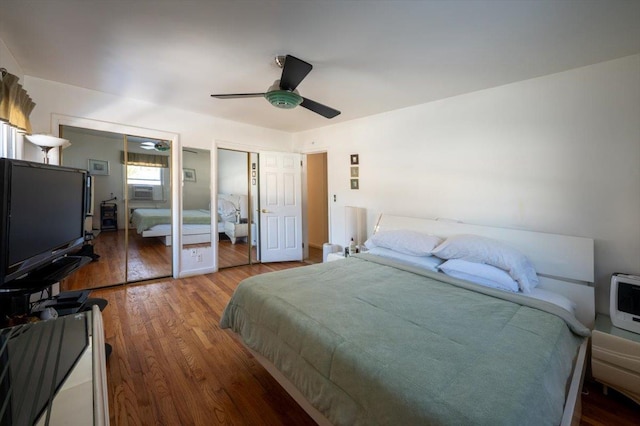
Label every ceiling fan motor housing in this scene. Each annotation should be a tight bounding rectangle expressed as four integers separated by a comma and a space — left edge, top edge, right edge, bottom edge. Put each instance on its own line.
265, 80, 302, 109
265, 90, 302, 109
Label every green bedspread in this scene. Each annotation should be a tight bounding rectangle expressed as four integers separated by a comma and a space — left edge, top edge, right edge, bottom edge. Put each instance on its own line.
131, 208, 210, 233
220, 254, 588, 425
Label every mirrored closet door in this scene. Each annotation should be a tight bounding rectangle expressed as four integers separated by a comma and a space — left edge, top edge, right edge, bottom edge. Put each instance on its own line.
217, 148, 258, 268
181, 147, 213, 269
58, 126, 172, 291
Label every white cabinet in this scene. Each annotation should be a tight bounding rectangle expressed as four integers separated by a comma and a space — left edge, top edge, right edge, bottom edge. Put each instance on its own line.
591, 314, 640, 405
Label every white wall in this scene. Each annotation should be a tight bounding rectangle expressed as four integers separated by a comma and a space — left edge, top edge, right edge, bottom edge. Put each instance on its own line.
217, 149, 249, 196
294, 55, 640, 315
0, 37, 23, 78
22, 76, 292, 155
183, 149, 211, 210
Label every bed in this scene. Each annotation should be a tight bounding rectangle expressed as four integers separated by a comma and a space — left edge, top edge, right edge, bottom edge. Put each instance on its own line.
220, 214, 594, 425
131, 208, 212, 246
130, 194, 248, 246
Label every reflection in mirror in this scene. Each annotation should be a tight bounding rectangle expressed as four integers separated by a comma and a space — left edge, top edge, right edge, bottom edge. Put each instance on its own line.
126, 135, 172, 282
58, 126, 173, 291
250, 153, 260, 263
217, 148, 256, 268
181, 147, 212, 260
59, 126, 127, 290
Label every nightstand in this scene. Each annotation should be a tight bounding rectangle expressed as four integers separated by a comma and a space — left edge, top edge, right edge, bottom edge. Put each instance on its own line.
591, 314, 640, 405
326, 252, 345, 262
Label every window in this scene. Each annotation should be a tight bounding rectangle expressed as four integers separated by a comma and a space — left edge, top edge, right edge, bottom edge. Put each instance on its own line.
127, 165, 163, 185
0, 122, 18, 159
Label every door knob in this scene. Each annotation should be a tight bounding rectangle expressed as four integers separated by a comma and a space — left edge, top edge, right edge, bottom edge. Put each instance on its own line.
261, 209, 270, 213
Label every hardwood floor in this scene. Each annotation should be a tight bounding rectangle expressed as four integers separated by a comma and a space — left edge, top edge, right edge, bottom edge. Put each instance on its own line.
91, 263, 640, 426
306, 246, 323, 264
92, 263, 315, 426
580, 380, 640, 426
62, 230, 259, 290
62, 230, 172, 291
218, 237, 256, 269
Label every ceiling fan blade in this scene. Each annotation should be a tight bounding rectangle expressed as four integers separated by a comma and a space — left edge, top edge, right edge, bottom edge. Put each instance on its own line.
279, 55, 312, 91
210, 93, 265, 99
300, 97, 341, 119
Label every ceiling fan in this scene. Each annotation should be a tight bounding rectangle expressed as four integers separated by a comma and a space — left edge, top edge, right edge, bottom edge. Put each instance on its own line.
140, 141, 199, 154
141, 141, 170, 152
211, 55, 341, 119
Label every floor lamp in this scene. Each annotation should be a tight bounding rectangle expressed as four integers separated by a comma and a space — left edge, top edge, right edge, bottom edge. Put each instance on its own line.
24, 134, 71, 164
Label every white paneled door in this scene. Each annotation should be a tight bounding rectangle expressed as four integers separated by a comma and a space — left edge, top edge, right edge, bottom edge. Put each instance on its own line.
259, 151, 302, 262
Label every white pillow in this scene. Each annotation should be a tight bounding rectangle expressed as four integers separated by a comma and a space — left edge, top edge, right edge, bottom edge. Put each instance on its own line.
525, 288, 577, 315
432, 234, 539, 293
367, 247, 444, 272
438, 259, 519, 293
368, 230, 442, 256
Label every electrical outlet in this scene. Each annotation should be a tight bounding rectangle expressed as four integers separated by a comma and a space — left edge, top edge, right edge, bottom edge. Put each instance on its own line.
196, 254, 203, 262
190, 249, 197, 257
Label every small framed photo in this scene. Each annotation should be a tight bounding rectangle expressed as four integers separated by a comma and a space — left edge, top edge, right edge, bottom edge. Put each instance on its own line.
88, 159, 109, 176
252, 170, 256, 177
350, 166, 359, 177
350, 154, 359, 165
252, 178, 256, 185
350, 179, 359, 190
183, 168, 197, 182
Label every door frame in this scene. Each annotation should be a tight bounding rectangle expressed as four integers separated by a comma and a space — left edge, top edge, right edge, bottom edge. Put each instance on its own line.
301, 151, 329, 261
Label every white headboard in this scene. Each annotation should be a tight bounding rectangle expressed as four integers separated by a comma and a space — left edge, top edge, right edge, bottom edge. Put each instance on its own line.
218, 194, 248, 219
374, 214, 595, 328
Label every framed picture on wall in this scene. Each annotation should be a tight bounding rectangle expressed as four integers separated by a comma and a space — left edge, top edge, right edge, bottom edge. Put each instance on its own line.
183, 168, 196, 182
350, 179, 359, 190
88, 159, 109, 176
350, 154, 359, 165
350, 166, 359, 177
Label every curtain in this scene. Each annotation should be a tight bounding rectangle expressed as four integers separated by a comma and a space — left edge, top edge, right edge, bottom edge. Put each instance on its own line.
121, 151, 169, 168
0, 69, 35, 133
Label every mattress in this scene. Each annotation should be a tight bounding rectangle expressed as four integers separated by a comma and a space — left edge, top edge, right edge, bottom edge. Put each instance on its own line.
140, 223, 210, 237
131, 208, 210, 233
221, 254, 588, 426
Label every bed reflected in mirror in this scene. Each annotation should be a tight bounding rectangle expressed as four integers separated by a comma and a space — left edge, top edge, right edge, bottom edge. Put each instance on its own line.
126, 136, 172, 282
217, 148, 256, 268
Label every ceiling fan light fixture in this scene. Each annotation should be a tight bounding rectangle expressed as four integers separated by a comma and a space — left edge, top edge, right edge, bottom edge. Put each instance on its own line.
154, 141, 170, 151
265, 90, 302, 109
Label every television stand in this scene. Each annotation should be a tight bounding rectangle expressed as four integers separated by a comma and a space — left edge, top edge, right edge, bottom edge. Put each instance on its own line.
0, 255, 92, 320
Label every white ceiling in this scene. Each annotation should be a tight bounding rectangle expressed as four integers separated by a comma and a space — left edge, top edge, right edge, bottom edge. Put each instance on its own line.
2, 1, 639, 133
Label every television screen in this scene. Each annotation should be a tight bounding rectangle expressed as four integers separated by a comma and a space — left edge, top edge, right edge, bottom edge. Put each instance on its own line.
0, 159, 87, 287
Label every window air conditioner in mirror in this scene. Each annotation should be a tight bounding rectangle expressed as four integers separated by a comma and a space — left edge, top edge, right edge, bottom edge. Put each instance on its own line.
129, 185, 162, 201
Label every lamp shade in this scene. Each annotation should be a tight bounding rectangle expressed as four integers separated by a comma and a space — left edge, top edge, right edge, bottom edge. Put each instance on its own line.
25, 134, 70, 148
24, 134, 71, 163
345, 206, 366, 247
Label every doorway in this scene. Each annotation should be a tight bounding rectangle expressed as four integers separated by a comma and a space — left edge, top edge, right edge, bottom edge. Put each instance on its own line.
305, 152, 328, 264
58, 125, 173, 290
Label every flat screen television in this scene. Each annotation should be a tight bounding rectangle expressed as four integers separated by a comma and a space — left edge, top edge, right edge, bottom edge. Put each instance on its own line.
0, 159, 88, 290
